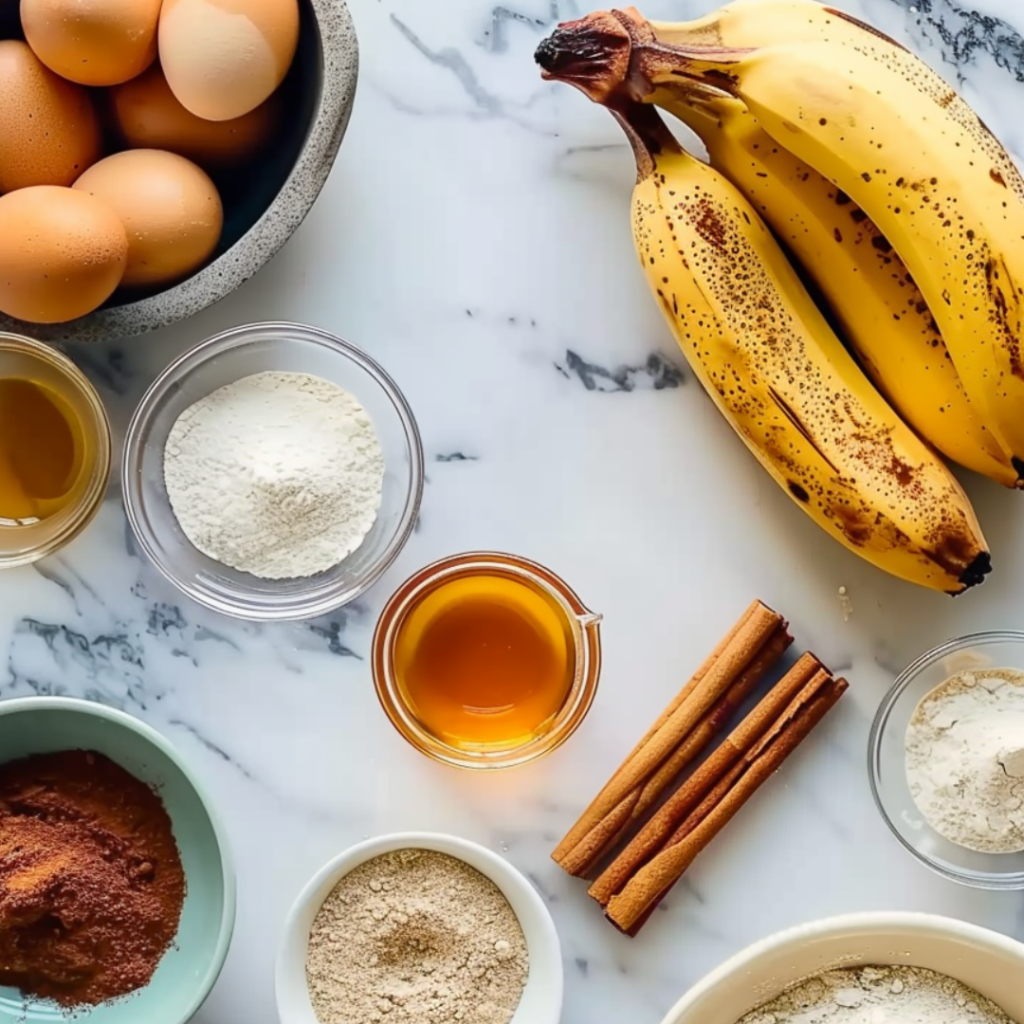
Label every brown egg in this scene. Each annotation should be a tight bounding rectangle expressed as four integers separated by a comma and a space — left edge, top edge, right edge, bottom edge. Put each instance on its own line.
106, 64, 282, 170
21, 0, 161, 86
0, 186, 128, 324
159, 0, 299, 121
0, 41, 103, 192
73, 150, 224, 287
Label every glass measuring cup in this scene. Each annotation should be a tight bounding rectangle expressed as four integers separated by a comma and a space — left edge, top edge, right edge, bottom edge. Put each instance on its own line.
372, 552, 603, 770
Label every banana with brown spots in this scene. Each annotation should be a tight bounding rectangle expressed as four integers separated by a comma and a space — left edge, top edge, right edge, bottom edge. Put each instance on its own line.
533, 86, 989, 589
647, 82, 1020, 488
648, 0, 1024, 206
539, 4, 1024, 473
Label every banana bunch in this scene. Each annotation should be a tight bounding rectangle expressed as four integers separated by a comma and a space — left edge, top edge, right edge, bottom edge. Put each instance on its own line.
534, 0, 1012, 594
650, 83, 1018, 489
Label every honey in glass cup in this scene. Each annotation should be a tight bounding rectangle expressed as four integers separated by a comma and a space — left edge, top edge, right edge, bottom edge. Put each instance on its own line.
373, 552, 602, 769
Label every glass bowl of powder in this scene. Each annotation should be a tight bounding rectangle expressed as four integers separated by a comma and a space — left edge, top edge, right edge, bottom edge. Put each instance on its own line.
869, 631, 1024, 888
123, 322, 424, 621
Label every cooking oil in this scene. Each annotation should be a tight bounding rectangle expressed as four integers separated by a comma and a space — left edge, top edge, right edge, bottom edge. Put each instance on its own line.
0, 378, 86, 524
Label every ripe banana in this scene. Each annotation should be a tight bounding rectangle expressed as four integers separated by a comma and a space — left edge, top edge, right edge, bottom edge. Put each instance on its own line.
650, 83, 1019, 487
566, 5, 1024, 470
532, 53, 991, 590
648, 0, 1024, 205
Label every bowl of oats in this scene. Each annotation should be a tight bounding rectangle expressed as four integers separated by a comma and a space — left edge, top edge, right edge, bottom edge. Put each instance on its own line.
275, 832, 562, 1024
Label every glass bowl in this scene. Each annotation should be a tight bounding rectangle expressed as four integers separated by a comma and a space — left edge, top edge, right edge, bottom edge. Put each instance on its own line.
0, 333, 111, 569
373, 552, 603, 770
869, 631, 1024, 889
123, 322, 423, 621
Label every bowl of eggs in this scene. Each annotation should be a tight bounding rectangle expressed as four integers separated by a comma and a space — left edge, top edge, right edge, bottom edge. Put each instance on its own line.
0, 0, 358, 343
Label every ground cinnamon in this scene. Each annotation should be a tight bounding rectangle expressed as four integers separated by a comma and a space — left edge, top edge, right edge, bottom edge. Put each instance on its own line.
0, 750, 186, 1007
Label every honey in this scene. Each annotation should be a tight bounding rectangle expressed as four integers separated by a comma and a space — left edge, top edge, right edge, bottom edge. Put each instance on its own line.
0, 378, 86, 524
393, 573, 575, 749
375, 552, 603, 769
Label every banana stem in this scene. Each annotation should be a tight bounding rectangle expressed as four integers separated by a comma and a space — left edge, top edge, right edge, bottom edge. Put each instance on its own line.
634, 40, 750, 93
535, 10, 635, 103
611, 102, 684, 181
648, 14, 728, 48
536, 8, 750, 106
650, 82, 741, 138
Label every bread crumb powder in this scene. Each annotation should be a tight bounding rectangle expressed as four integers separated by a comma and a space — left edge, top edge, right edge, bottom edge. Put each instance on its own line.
305, 849, 529, 1024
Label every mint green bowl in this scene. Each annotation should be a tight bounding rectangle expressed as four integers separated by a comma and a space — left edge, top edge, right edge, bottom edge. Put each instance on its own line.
0, 697, 236, 1023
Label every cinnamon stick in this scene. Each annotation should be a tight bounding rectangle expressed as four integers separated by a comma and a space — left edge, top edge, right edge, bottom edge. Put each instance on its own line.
553, 600, 767, 866
666, 667, 834, 849
562, 627, 794, 877
588, 653, 824, 905
552, 601, 785, 873
605, 676, 848, 935
630, 629, 796, 823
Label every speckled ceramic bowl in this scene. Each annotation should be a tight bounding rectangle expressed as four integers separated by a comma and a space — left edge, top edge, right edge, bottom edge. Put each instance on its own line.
0, 0, 358, 344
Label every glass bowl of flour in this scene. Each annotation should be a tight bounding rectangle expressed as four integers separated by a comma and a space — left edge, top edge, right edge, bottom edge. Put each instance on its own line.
123, 322, 424, 621
869, 631, 1024, 889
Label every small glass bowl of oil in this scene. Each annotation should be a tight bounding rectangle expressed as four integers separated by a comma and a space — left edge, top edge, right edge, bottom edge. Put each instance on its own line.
373, 552, 603, 770
0, 334, 111, 569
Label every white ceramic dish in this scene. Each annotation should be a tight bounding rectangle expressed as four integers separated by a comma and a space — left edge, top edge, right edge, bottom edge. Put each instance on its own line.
276, 832, 562, 1024
658, 911, 1024, 1024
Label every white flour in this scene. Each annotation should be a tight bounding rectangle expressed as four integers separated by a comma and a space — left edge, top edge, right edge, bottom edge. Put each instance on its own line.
164, 371, 384, 580
737, 965, 1016, 1024
905, 668, 1024, 854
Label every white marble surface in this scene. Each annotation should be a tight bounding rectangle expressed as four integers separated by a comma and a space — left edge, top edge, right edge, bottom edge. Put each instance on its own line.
4, 0, 1024, 1021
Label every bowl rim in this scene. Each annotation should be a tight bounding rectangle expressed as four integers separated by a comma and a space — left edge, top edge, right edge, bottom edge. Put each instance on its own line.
121, 320, 425, 622
274, 831, 563, 1024
656, 910, 1024, 1024
0, 695, 237, 1022
867, 629, 1024, 889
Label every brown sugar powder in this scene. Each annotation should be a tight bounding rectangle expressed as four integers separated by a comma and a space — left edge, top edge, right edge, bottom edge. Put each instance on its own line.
305, 849, 529, 1024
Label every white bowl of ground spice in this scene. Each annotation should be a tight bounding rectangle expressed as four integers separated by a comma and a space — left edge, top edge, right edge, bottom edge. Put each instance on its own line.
275, 833, 563, 1024
657, 911, 1024, 1024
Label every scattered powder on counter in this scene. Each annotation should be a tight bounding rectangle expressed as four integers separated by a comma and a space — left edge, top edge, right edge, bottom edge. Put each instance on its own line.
164, 371, 384, 580
736, 965, 1017, 1024
305, 849, 528, 1024
905, 668, 1024, 854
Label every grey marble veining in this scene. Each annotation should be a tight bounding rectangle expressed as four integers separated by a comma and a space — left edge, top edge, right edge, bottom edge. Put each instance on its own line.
4, 0, 1024, 1022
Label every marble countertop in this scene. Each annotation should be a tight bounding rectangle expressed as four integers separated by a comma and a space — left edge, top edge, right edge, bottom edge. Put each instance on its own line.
5, 0, 1024, 1020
